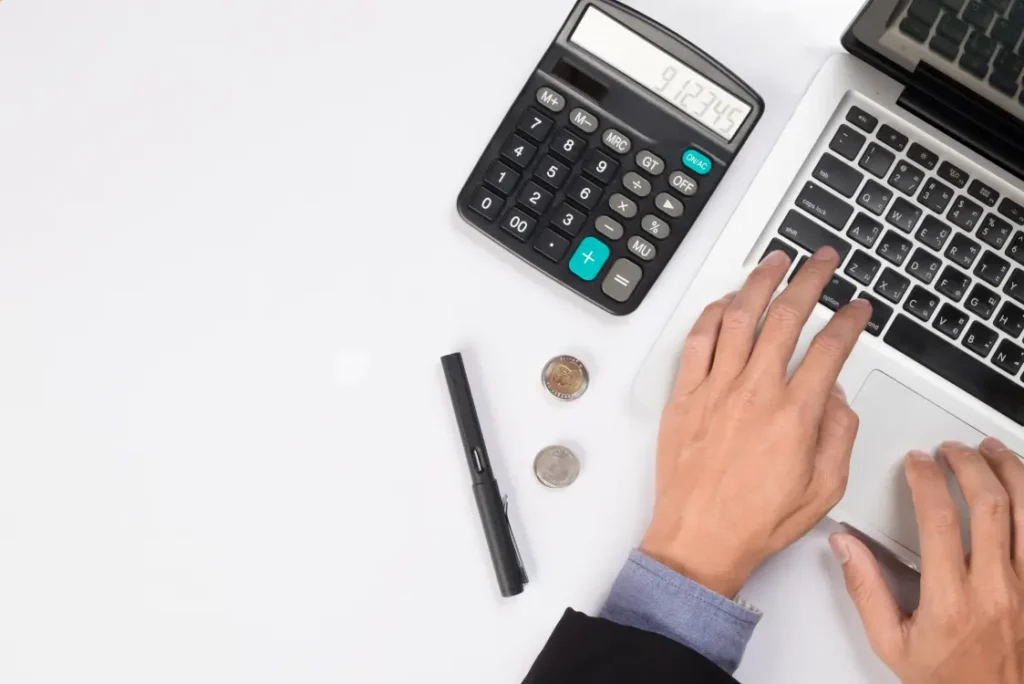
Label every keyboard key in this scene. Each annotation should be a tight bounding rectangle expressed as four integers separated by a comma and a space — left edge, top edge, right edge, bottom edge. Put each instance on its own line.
966, 282, 1000, 319
469, 186, 503, 221
905, 286, 941, 321
937, 13, 970, 43
549, 203, 586, 237
568, 177, 602, 210
990, 70, 1022, 96
959, 52, 991, 78
857, 179, 895, 215
534, 155, 571, 190
607, 192, 637, 218
934, 303, 971, 339
993, 45, 1024, 79
976, 249, 1011, 286
919, 178, 955, 213
484, 160, 520, 196
936, 264, 972, 300
886, 314, 1024, 425
999, 197, 1024, 225
859, 292, 895, 336
907, 142, 940, 170
984, 0, 1011, 13
946, 232, 983, 268
878, 230, 913, 266
875, 267, 912, 303
846, 107, 878, 133
967, 179, 1000, 207
909, 0, 943, 23
829, 125, 867, 161
859, 143, 896, 178
947, 195, 984, 231
965, 29, 996, 58
500, 207, 538, 241
761, 238, 798, 264
500, 133, 538, 169
516, 108, 554, 143
533, 228, 571, 262
550, 129, 586, 164
814, 153, 864, 198
778, 210, 852, 261
996, 301, 1024, 337
845, 249, 882, 285
964, 1, 996, 29
796, 182, 855, 229
978, 214, 1013, 248
963, 321, 999, 358
888, 161, 925, 196
1005, 268, 1024, 303
915, 215, 953, 251
1011, 0, 1024, 25
581, 149, 619, 184
819, 273, 857, 311
876, 124, 909, 152
1008, 231, 1024, 265
886, 197, 924, 233
938, 161, 970, 189
901, 15, 933, 42
850, 213, 884, 247
907, 248, 944, 284
931, 34, 962, 60
519, 181, 554, 215
993, 339, 1024, 375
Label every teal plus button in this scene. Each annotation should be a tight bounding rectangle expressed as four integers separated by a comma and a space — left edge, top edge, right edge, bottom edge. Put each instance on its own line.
569, 237, 610, 281
682, 148, 713, 176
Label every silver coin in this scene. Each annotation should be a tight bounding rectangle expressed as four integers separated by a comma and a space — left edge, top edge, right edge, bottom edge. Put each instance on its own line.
534, 446, 581, 488
541, 355, 589, 401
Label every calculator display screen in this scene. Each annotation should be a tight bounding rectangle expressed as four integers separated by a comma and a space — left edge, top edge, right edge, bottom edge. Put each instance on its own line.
570, 8, 752, 141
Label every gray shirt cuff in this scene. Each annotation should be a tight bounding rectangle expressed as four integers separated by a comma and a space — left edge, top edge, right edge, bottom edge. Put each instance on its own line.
599, 550, 762, 674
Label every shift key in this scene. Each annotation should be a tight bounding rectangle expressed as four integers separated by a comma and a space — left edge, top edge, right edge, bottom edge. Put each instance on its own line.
778, 210, 851, 262
812, 153, 864, 198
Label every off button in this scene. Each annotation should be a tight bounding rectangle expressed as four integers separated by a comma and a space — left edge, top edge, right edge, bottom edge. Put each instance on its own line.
682, 148, 713, 176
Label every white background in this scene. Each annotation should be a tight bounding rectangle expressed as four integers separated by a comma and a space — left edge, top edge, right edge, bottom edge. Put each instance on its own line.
0, 0, 896, 682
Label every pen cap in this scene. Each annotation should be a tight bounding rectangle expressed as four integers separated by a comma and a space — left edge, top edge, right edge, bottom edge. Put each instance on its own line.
441, 353, 493, 482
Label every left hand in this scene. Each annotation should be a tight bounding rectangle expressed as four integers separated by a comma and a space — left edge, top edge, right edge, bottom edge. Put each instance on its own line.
641, 247, 872, 598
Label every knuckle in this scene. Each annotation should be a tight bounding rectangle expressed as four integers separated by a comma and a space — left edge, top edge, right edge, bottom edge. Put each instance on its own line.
721, 308, 755, 331
765, 300, 802, 326
974, 490, 1010, 519
933, 596, 968, 628
930, 505, 961, 535
811, 331, 848, 357
985, 582, 1019, 618
828, 405, 859, 432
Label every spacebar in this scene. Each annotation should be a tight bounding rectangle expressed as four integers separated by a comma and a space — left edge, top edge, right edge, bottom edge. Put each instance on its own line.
884, 314, 1024, 426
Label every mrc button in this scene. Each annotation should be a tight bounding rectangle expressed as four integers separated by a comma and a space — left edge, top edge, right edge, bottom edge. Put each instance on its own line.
602, 129, 632, 154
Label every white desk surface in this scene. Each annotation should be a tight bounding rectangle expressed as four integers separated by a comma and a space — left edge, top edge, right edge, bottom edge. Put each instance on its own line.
0, 0, 897, 682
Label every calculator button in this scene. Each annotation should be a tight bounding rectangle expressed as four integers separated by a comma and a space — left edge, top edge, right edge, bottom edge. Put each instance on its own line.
500, 208, 537, 242
655, 193, 684, 218
567, 176, 603, 210
682, 149, 713, 176
569, 108, 599, 133
500, 134, 538, 169
469, 186, 503, 221
641, 215, 671, 240
518, 181, 554, 215
569, 236, 611, 281
627, 235, 657, 262
595, 216, 624, 241
602, 128, 632, 154
516, 108, 554, 143
636, 151, 665, 175
533, 155, 571, 190
484, 161, 520, 196
622, 172, 652, 198
669, 171, 699, 197
609, 193, 638, 219
602, 259, 643, 302
536, 87, 566, 113
581, 149, 619, 184
550, 129, 586, 164
550, 202, 586, 237
533, 228, 571, 263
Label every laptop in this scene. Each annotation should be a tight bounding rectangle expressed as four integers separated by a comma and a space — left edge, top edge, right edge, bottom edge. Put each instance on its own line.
634, 0, 1024, 569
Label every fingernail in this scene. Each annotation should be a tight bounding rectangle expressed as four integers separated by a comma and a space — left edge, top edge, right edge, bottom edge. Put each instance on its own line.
723, 290, 738, 300
761, 250, 790, 267
907, 449, 932, 462
848, 298, 872, 313
831, 383, 847, 400
981, 436, 1007, 455
829, 535, 850, 565
812, 246, 839, 261
939, 440, 969, 453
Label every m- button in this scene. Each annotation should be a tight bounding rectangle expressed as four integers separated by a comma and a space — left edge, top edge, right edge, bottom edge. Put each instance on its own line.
570, 108, 599, 133
602, 129, 632, 154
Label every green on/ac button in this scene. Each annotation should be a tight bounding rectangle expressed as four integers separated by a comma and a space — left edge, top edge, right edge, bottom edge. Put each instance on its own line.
682, 149, 713, 176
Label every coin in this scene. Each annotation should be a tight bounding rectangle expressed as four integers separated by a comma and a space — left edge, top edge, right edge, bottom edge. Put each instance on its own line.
533, 446, 581, 489
541, 355, 589, 401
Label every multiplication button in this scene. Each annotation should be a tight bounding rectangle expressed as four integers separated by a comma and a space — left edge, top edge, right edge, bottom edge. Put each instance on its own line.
609, 193, 638, 219
602, 259, 643, 302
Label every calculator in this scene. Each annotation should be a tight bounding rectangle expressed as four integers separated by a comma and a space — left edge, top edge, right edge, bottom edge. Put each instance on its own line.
456, 0, 764, 315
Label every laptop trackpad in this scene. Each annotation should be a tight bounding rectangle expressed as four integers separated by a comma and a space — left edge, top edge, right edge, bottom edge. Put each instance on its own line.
837, 371, 980, 567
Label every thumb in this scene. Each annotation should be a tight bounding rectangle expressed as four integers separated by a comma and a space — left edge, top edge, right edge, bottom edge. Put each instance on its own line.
830, 533, 906, 664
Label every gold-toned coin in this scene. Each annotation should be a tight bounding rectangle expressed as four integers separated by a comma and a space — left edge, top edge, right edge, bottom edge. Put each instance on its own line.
533, 446, 581, 488
541, 355, 589, 401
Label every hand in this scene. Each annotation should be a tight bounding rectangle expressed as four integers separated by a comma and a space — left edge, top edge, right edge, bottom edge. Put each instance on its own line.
641, 247, 872, 598
832, 440, 1024, 684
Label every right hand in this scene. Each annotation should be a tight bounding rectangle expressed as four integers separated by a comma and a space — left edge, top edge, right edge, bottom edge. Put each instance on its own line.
830, 439, 1024, 684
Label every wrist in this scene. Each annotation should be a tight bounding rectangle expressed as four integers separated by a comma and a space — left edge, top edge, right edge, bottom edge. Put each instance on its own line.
640, 531, 754, 599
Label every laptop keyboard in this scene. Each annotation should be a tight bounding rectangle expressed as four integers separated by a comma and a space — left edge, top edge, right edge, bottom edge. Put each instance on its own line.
768, 103, 1024, 426
899, 0, 1024, 101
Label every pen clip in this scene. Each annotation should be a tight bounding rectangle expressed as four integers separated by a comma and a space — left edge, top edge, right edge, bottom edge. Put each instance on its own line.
503, 496, 529, 585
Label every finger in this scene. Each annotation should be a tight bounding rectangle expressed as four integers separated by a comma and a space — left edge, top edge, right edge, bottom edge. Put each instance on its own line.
709, 250, 791, 381
831, 533, 906, 666
810, 386, 859, 508
747, 246, 842, 378
786, 298, 872, 414
905, 450, 967, 597
670, 293, 736, 401
979, 437, 1024, 576
940, 441, 1012, 573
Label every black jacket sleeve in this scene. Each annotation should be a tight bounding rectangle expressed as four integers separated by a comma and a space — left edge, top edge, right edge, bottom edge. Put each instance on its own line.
522, 609, 740, 684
